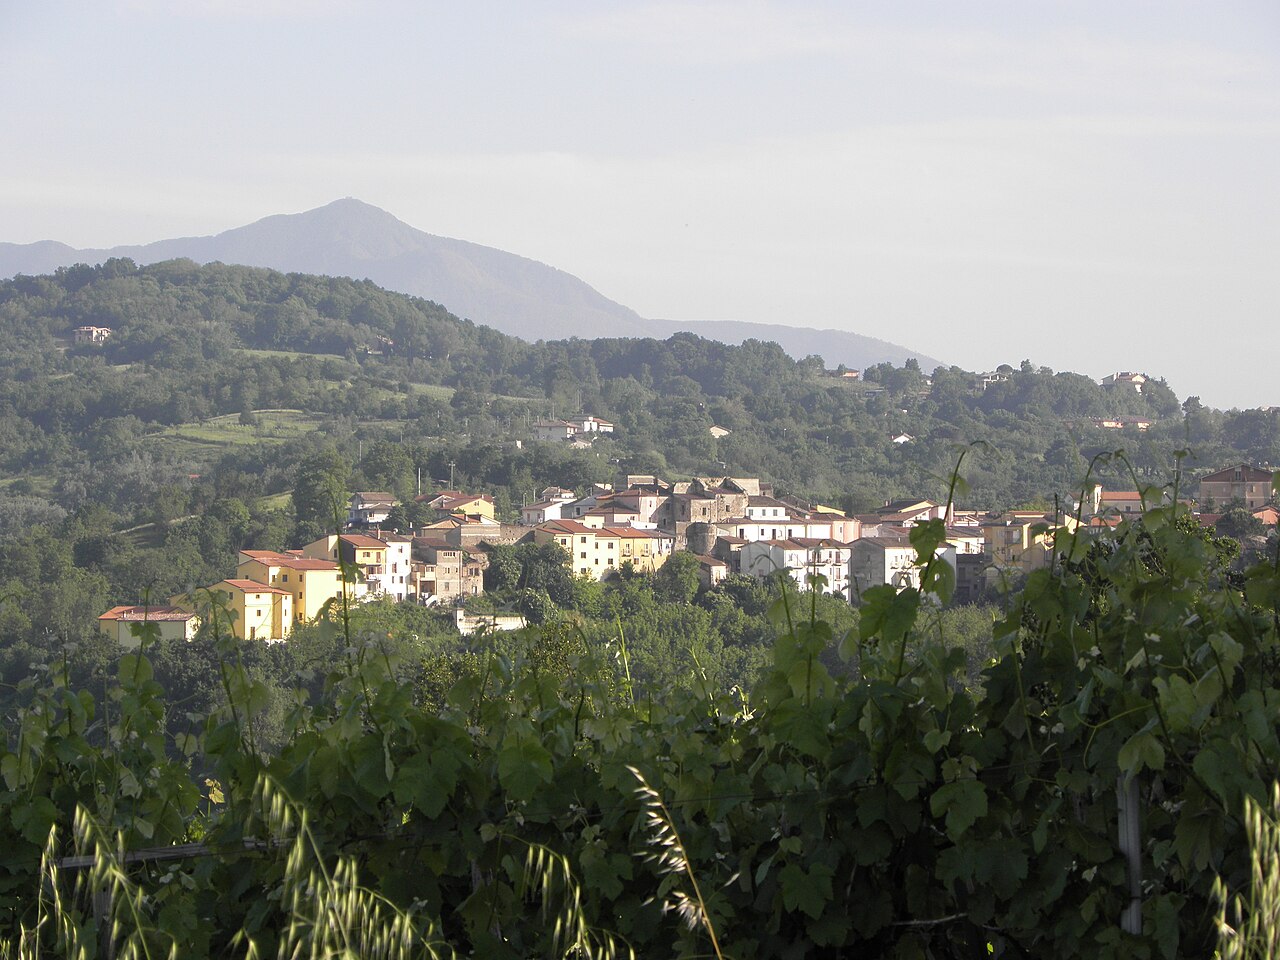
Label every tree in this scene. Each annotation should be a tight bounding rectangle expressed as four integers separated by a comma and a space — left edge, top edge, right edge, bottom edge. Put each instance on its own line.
1214, 505, 1264, 543
651, 550, 701, 604
292, 449, 350, 537
483, 545, 523, 594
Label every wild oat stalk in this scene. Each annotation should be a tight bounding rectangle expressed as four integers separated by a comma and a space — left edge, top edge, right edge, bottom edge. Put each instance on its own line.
628, 765, 725, 960
1, 806, 178, 960
521, 840, 634, 960
236, 775, 451, 960
1215, 783, 1280, 960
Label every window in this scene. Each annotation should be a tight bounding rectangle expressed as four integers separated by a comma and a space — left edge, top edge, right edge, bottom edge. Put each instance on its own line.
281, 574, 288, 582
580, 552, 587, 559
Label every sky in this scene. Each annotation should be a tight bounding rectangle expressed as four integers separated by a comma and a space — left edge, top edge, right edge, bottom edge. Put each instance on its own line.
2, 1, 1278, 408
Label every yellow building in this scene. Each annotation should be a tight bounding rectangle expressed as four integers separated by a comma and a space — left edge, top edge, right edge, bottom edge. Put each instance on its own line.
418, 490, 496, 521
980, 512, 1079, 573
97, 605, 199, 648
237, 550, 351, 624
533, 519, 621, 579
180, 580, 293, 642
608, 526, 674, 573
303, 533, 387, 575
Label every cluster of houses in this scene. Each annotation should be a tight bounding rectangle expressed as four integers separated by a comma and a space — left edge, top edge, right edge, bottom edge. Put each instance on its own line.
99, 461, 1276, 646
531, 414, 615, 446
99, 492, 495, 645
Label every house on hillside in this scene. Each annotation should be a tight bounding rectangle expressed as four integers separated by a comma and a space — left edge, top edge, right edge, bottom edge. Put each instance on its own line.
172, 580, 293, 642
1101, 372, 1147, 393
850, 537, 927, 595
1097, 491, 1146, 515
696, 555, 729, 588
348, 492, 397, 528
532, 420, 579, 442
237, 551, 350, 624
1198, 464, 1275, 511
1089, 415, 1153, 431
412, 538, 484, 602
741, 539, 853, 596
302, 533, 412, 602
533, 519, 621, 579
610, 526, 674, 573
565, 414, 614, 434
521, 497, 570, 525
98, 605, 198, 647
417, 490, 495, 521
73, 325, 112, 345
979, 512, 1077, 574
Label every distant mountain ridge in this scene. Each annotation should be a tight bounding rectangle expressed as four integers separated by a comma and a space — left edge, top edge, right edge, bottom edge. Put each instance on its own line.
0, 199, 940, 371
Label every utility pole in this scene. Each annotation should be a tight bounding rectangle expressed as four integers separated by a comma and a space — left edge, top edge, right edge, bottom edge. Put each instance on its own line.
448, 460, 456, 488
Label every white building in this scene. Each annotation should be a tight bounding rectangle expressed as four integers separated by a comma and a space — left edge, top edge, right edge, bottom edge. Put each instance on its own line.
739, 539, 853, 596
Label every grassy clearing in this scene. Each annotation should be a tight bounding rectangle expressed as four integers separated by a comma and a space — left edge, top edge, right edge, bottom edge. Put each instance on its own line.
255, 491, 293, 512
236, 347, 328, 361
141, 409, 329, 473
120, 522, 166, 550
152, 410, 325, 446
409, 382, 455, 401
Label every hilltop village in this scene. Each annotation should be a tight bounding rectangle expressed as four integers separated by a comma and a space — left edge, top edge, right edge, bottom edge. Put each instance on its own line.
97, 459, 1276, 645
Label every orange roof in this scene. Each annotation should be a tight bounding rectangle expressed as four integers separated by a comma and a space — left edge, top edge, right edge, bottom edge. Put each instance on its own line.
222, 579, 292, 595
99, 605, 195, 623
340, 534, 388, 549
240, 551, 338, 571
538, 519, 594, 534
240, 549, 288, 561
274, 557, 340, 571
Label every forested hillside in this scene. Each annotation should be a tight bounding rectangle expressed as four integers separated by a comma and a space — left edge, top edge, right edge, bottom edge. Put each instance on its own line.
2, 257, 1270, 511
0, 256, 1276, 659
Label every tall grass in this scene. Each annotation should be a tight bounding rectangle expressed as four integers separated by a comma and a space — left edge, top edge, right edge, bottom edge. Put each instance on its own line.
1216, 783, 1280, 959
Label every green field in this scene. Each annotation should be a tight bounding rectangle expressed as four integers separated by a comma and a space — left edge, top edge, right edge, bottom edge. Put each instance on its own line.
152, 410, 325, 446
142, 410, 330, 472
236, 347, 326, 361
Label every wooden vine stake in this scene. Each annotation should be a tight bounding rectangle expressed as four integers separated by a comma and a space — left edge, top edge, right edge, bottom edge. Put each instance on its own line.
1117, 774, 1143, 936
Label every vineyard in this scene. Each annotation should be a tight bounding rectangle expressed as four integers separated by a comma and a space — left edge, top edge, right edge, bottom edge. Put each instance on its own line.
3, 495, 1280, 957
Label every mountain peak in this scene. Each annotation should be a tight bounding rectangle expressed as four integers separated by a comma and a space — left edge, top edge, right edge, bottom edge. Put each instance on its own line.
0, 203, 938, 368
294, 197, 402, 225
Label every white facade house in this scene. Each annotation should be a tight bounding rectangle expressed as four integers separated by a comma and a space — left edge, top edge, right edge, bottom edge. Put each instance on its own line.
380, 535, 414, 602
566, 415, 615, 434
850, 537, 923, 595
348, 492, 396, 528
532, 420, 579, 442
717, 515, 835, 543
521, 498, 569, 525
744, 496, 792, 521
739, 539, 853, 596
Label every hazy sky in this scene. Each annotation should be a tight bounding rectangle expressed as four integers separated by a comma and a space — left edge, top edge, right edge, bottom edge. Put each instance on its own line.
2, 1, 1278, 408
